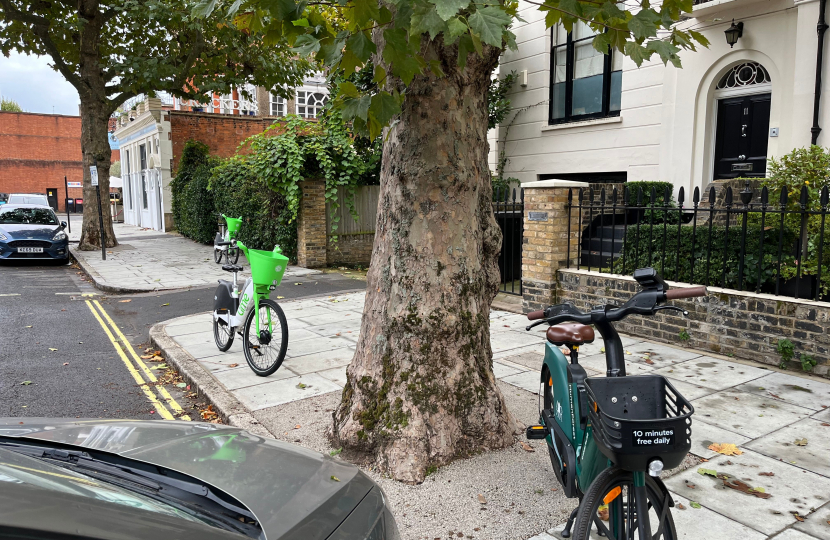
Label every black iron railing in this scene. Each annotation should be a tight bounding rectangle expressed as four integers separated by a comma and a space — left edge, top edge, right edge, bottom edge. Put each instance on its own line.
567, 182, 830, 301
494, 187, 524, 296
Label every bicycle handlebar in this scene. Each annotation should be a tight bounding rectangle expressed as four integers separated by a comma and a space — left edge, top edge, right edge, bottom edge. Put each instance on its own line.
665, 286, 707, 300
216, 240, 236, 247
527, 310, 545, 320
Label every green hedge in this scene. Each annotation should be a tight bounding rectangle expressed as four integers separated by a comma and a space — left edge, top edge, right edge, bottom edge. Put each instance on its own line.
617, 222, 799, 290
211, 156, 298, 261
625, 181, 675, 206
170, 140, 298, 262
170, 141, 218, 244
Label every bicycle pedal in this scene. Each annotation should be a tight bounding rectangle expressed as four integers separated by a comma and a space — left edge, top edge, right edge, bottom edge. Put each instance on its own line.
526, 425, 549, 440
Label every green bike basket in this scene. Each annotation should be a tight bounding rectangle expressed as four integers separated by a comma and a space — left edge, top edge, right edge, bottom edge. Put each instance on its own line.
225, 216, 243, 236
245, 246, 289, 287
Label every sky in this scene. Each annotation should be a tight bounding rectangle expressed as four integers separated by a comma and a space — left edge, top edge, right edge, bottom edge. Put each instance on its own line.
0, 52, 80, 115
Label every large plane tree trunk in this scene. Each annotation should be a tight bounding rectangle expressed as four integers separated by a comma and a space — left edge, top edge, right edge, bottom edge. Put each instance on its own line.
78, 97, 117, 250
77, 0, 117, 251
331, 37, 519, 484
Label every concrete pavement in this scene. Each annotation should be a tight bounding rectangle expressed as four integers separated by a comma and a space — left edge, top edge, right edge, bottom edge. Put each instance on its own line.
69, 220, 319, 293
151, 291, 830, 540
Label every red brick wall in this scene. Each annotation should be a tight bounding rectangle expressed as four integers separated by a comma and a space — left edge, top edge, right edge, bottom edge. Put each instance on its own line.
0, 111, 84, 212
168, 111, 278, 174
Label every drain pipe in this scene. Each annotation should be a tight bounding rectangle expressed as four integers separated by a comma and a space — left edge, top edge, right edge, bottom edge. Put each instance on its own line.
811, 0, 829, 145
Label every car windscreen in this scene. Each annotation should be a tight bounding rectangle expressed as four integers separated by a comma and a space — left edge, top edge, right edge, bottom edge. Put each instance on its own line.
0, 207, 59, 225
8, 195, 48, 205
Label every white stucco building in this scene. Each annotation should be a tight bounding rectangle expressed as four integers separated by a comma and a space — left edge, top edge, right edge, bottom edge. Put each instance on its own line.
494, 0, 830, 194
113, 76, 330, 232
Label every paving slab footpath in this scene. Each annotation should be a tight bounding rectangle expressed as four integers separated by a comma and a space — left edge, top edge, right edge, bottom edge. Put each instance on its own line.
69, 221, 319, 292
151, 290, 830, 540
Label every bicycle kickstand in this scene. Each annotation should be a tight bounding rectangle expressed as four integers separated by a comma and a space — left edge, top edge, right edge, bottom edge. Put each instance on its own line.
561, 506, 579, 538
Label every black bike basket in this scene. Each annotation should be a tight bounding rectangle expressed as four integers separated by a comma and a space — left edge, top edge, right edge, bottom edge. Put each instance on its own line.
585, 375, 693, 472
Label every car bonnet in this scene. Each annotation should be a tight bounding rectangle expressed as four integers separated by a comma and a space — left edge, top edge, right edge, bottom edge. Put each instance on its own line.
0, 419, 375, 540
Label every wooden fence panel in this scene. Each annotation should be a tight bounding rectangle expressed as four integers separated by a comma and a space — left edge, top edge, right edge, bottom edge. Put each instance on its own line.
326, 185, 379, 236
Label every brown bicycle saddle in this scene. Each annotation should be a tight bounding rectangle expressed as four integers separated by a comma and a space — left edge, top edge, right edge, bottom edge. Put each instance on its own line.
546, 323, 595, 346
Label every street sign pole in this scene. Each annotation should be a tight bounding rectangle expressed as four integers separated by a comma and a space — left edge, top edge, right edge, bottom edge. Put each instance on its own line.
64, 175, 71, 233
91, 159, 106, 261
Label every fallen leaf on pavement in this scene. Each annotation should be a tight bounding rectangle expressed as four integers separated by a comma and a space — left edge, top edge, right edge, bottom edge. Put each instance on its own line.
294, 424, 301, 429
708, 443, 743, 456
822, 423, 830, 427
25, 325, 32, 328
644, 358, 655, 365
676, 503, 686, 510
792, 512, 805, 522
20, 381, 32, 386
697, 468, 717, 477
689, 501, 701, 509
228, 363, 239, 368
297, 383, 308, 389
161, 303, 170, 306
759, 472, 775, 477
120, 299, 132, 303
684, 480, 696, 489
277, 296, 285, 299
330, 475, 340, 482
141, 355, 153, 359
597, 505, 609, 521
519, 441, 535, 452
718, 474, 771, 499
794, 438, 808, 446
176, 382, 186, 388
294, 283, 302, 286
48, 348, 58, 352
477, 494, 486, 504
63, 363, 69, 366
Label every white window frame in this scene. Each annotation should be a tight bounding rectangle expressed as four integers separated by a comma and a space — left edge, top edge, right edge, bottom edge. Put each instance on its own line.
295, 84, 329, 119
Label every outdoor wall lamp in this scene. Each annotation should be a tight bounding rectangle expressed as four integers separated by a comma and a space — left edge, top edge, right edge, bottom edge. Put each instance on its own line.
725, 19, 744, 48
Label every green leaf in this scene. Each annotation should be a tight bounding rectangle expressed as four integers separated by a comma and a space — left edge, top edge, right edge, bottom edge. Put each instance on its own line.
468, 6, 511, 47
292, 34, 321, 56
346, 31, 376, 62
624, 40, 649, 67
411, 2, 449, 40
264, 0, 298, 20
382, 28, 422, 84
340, 48, 364, 74
689, 29, 711, 48
339, 81, 360, 98
457, 32, 475, 68
191, 0, 217, 18
602, 1, 625, 18
646, 39, 680, 65
697, 468, 717, 477
342, 95, 371, 121
372, 65, 387, 84
430, 0, 470, 21
370, 91, 401, 125
444, 17, 468, 45
352, 0, 381, 26
428, 58, 445, 77
227, 0, 243, 17
292, 18, 310, 27
689, 501, 702, 509
628, 9, 661, 40
366, 113, 384, 140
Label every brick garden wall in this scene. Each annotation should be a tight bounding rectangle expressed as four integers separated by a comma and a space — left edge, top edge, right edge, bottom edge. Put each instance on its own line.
327, 233, 373, 266
557, 269, 830, 378
168, 111, 277, 173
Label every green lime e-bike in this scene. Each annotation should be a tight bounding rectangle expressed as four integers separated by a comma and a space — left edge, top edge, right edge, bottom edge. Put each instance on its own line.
214, 214, 242, 265
524, 268, 706, 540
212, 239, 289, 376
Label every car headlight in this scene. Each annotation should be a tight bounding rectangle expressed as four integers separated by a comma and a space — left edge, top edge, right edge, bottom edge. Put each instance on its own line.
52, 230, 67, 241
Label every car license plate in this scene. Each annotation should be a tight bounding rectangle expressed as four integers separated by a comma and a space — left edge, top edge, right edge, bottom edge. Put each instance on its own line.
18, 247, 43, 253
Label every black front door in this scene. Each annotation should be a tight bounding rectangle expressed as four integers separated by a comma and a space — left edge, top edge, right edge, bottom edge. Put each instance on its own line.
46, 188, 58, 210
713, 93, 771, 179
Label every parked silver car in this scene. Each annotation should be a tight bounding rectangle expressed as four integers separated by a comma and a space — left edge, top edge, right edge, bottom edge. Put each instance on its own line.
7, 193, 50, 206
0, 418, 399, 540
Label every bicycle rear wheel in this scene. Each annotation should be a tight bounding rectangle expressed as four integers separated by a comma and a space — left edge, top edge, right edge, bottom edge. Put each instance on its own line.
243, 298, 288, 376
573, 467, 676, 540
213, 314, 234, 352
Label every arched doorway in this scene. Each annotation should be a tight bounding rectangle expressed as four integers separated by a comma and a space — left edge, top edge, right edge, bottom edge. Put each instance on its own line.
712, 62, 772, 179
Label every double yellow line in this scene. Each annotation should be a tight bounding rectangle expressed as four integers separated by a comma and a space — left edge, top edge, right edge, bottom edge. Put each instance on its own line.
86, 299, 191, 421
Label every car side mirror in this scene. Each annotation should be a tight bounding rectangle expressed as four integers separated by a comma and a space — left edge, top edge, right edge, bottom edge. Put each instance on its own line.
61, 221, 67, 229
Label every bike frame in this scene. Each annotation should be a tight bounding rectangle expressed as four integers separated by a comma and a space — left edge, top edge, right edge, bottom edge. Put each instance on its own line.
213, 274, 272, 334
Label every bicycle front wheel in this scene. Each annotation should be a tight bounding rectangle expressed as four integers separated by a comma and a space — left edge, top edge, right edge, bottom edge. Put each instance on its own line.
228, 246, 240, 265
243, 298, 288, 376
573, 467, 676, 540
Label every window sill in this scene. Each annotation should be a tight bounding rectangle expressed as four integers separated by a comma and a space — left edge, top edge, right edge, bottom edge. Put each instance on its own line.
541, 116, 623, 132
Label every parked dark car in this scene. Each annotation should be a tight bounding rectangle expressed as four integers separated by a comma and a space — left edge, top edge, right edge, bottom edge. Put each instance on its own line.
0, 204, 69, 262
0, 418, 399, 540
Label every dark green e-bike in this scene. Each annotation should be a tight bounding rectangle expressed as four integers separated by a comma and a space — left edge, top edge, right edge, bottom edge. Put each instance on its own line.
525, 268, 707, 540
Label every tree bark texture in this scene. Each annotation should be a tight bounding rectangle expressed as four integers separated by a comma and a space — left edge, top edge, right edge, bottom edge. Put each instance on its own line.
77, 0, 117, 250
331, 37, 519, 484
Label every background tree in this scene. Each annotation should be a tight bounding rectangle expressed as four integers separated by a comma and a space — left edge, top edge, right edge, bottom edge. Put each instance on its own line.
0, 96, 22, 111
199, 0, 708, 482
0, 0, 309, 250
